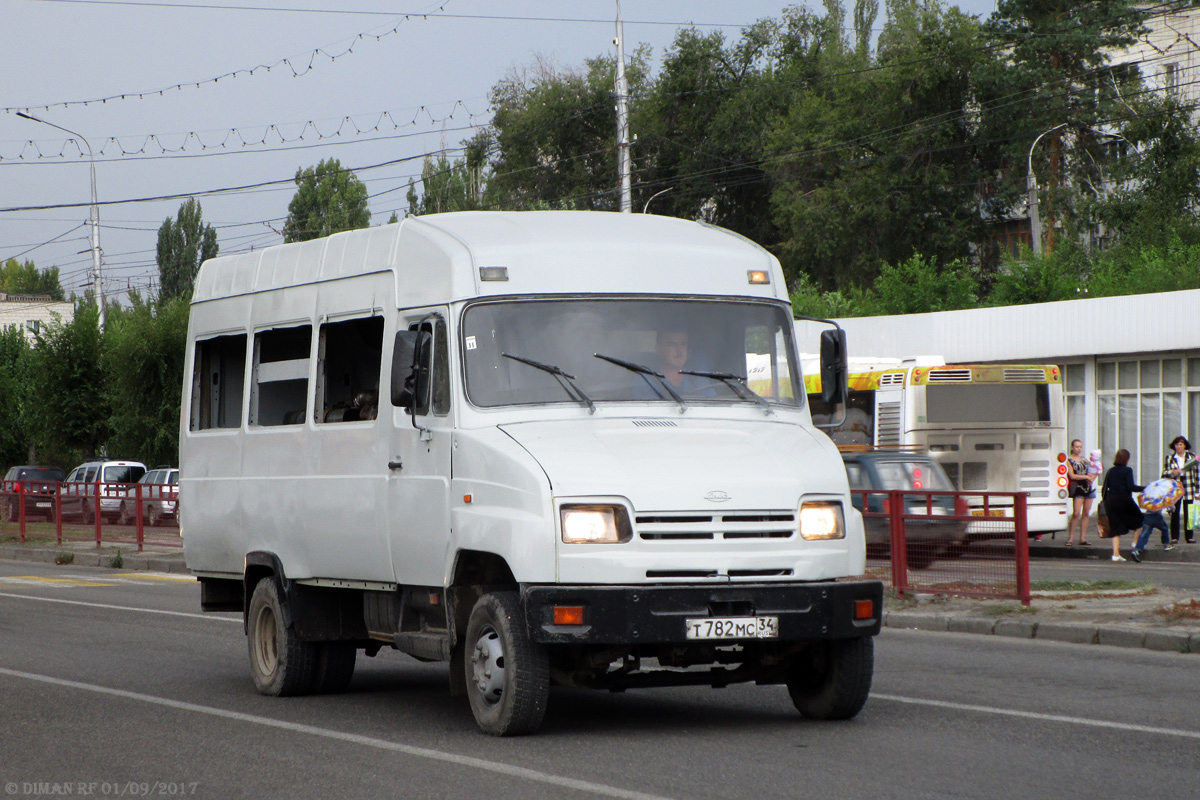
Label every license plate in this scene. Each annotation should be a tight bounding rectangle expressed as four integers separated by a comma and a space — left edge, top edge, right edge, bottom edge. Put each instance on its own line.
971, 509, 1008, 517
36, 502, 51, 508
685, 616, 779, 640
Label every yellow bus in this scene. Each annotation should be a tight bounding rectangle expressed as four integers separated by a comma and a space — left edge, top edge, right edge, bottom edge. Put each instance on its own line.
805, 359, 1068, 536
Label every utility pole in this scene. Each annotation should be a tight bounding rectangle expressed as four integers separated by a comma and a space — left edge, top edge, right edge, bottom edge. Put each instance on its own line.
614, 0, 632, 213
17, 112, 104, 329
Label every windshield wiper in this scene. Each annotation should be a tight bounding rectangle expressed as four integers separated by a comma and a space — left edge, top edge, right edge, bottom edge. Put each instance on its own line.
680, 370, 774, 415
502, 352, 595, 413
593, 353, 687, 412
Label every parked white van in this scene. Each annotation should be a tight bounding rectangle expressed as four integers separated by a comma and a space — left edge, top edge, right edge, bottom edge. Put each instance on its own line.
181, 211, 881, 735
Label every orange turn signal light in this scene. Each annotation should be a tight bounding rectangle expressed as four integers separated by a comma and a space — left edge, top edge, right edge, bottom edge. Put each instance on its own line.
553, 606, 585, 626
854, 599, 874, 620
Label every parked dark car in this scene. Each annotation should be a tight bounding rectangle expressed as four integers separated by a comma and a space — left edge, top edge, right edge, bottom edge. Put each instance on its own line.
2, 465, 67, 522
842, 450, 966, 569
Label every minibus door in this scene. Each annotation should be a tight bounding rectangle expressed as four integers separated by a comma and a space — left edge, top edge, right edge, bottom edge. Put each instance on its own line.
388, 313, 452, 587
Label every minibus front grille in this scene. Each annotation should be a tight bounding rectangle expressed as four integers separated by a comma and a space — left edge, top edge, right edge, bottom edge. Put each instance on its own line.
635, 511, 796, 541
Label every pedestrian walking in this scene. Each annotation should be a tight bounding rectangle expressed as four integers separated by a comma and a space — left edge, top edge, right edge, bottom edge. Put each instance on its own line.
1101, 449, 1143, 562
1129, 509, 1168, 562
1161, 436, 1198, 545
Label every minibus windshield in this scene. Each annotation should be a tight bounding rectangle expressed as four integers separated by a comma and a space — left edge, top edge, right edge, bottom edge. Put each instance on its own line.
462, 299, 801, 409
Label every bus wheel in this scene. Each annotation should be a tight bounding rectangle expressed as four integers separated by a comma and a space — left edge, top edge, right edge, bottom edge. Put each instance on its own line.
247, 578, 316, 696
464, 592, 549, 736
786, 637, 874, 721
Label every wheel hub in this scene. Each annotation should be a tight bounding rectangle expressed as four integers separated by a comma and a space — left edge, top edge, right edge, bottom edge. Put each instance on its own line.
470, 627, 505, 705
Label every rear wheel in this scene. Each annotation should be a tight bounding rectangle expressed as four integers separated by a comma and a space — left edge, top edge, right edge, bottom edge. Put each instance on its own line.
247, 578, 317, 696
147, 504, 159, 527
786, 637, 874, 721
3, 498, 16, 522
82, 502, 94, 525
464, 591, 549, 736
117, 502, 132, 526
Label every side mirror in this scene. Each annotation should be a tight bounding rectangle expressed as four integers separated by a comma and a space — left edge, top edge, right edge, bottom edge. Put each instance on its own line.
391, 330, 420, 408
819, 328, 847, 406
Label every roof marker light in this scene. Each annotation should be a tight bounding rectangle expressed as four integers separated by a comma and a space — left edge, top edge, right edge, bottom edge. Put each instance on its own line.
747, 270, 770, 285
479, 266, 508, 282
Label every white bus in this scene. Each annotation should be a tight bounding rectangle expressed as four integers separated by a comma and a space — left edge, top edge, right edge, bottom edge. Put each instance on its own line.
803, 357, 1068, 536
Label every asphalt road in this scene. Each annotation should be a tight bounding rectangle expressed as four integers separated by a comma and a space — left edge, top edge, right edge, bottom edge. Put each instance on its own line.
1, 559, 1197, 800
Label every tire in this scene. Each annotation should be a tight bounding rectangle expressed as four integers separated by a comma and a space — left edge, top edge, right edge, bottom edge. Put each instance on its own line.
3, 498, 15, 523
464, 591, 549, 736
147, 504, 159, 528
310, 643, 357, 694
117, 502, 132, 526
786, 637, 874, 721
82, 502, 94, 525
247, 578, 317, 697
906, 545, 937, 570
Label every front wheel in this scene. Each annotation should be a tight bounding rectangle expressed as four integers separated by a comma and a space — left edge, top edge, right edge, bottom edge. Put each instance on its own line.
247, 578, 317, 696
786, 637, 874, 721
464, 592, 549, 736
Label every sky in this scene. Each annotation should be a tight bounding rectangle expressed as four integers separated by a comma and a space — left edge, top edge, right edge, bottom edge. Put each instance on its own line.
1, 0, 999, 304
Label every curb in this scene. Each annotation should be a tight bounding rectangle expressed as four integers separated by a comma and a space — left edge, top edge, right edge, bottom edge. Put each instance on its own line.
0, 544, 190, 574
886, 611, 1199, 654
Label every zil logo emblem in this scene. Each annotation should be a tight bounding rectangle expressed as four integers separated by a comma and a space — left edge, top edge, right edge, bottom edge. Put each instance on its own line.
704, 491, 731, 503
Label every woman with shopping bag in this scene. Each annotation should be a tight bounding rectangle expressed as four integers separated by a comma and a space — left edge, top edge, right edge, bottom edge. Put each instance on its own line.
1162, 436, 1198, 545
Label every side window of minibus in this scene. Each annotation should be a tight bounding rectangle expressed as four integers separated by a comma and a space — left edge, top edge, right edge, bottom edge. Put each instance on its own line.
191, 334, 247, 430
410, 317, 450, 417
316, 316, 384, 423
250, 325, 312, 427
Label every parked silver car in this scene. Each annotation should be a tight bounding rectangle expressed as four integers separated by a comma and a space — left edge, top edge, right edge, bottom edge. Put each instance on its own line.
62, 460, 147, 524
119, 466, 179, 526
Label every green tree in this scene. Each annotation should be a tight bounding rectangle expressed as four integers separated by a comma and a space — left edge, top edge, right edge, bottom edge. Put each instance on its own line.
27, 303, 109, 461
104, 294, 190, 467
872, 254, 980, 314
482, 50, 652, 210
405, 147, 486, 216
156, 198, 218, 302
1, 257, 65, 300
768, 1, 986, 287
0, 325, 34, 465
282, 158, 371, 243
976, 0, 1148, 254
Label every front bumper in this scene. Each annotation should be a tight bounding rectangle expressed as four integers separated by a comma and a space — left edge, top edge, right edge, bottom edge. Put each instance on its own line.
522, 580, 882, 645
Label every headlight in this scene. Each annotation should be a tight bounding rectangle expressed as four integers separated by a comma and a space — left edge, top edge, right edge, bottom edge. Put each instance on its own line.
560, 504, 633, 544
799, 501, 845, 540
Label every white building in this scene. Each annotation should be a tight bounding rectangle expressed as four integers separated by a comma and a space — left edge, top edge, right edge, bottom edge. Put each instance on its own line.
797, 288, 1200, 483
0, 293, 74, 341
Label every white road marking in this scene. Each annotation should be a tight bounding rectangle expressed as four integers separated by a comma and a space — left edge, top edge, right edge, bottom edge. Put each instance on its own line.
0, 667, 677, 800
0, 591, 241, 622
874, 694, 1200, 739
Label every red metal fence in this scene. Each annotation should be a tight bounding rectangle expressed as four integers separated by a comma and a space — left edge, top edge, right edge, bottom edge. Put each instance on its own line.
1, 480, 181, 551
856, 489, 1031, 605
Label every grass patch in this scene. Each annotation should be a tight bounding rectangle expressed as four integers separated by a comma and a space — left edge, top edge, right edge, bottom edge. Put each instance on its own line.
107, 549, 124, 569
54, 551, 75, 565
981, 602, 1038, 616
1031, 579, 1147, 592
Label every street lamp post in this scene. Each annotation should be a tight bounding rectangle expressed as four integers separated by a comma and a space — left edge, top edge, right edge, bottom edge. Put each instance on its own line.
614, 0, 632, 213
1026, 123, 1066, 257
17, 112, 104, 329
